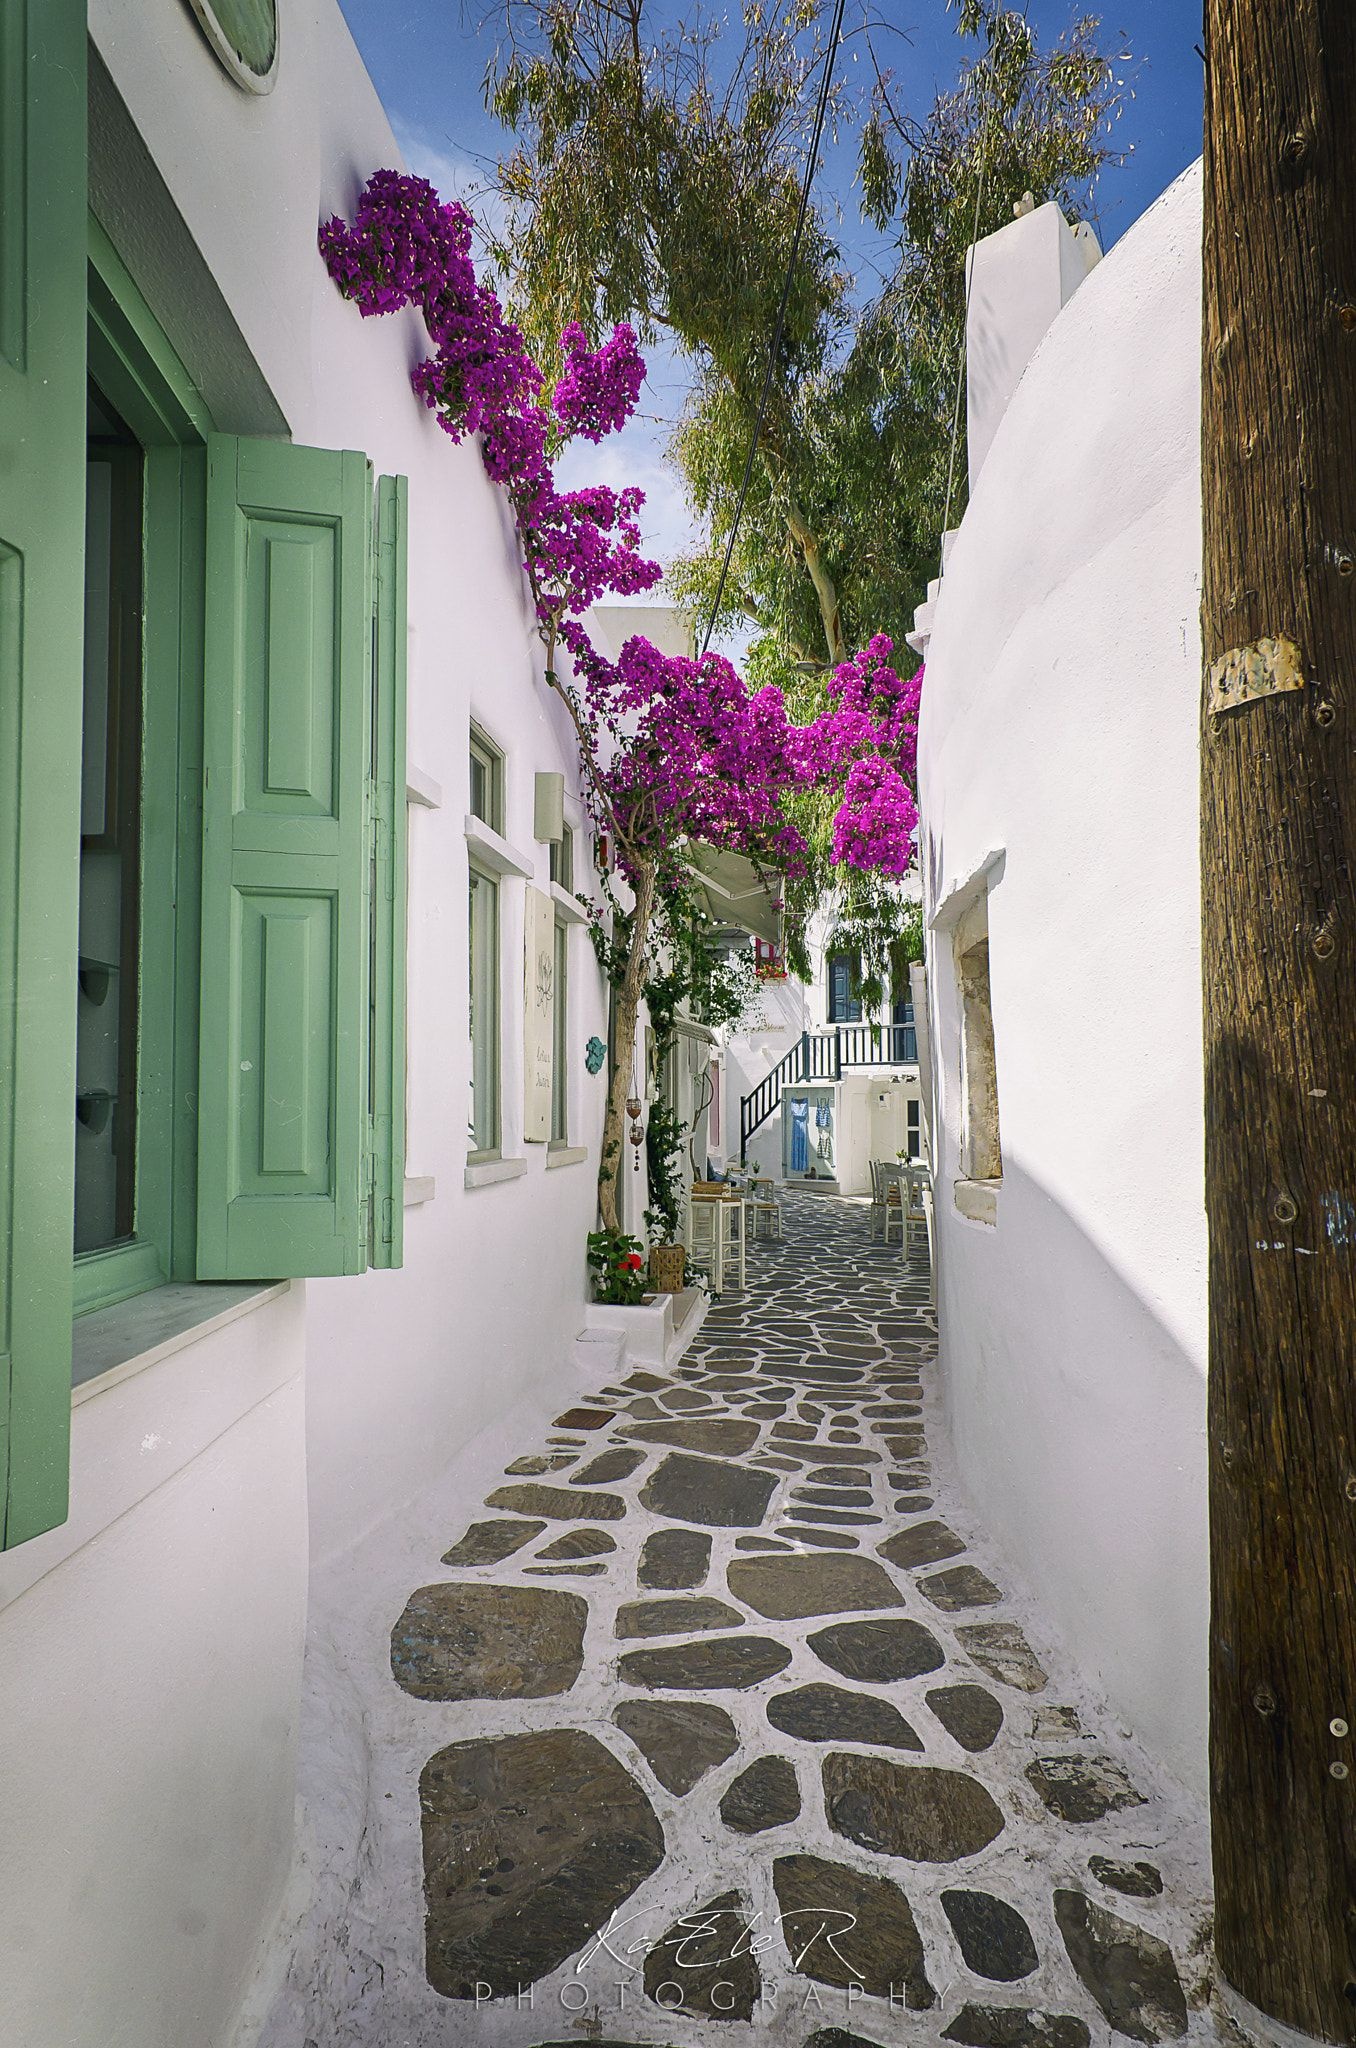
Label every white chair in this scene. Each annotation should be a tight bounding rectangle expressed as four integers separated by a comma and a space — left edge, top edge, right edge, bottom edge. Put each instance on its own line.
717, 1193, 747, 1288
747, 1179, 782, 1240
903, 1166, 929, 1260
868, 1159, 886, 1241
879, 1164, 906, 1248
688, 1193, 724, 1291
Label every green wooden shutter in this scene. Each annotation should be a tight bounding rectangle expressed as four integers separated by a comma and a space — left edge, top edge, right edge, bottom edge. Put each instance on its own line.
0, 1, 87, 1548
368, 481, 411, 1269
369, 475, 408, 1268
197, 437, 373, 1279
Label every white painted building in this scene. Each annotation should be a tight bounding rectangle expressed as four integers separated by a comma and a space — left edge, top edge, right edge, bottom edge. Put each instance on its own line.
915, 170, 1208, 1794
720, 899, 927, 1194
0, 7, 646, 2045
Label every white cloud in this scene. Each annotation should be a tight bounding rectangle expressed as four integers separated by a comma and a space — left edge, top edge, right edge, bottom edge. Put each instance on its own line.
555, 421, 697, 573
555, 327, 701, 579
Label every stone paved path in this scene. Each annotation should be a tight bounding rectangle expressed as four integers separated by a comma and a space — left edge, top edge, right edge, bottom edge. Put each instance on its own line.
273, 1191, 1218, 2048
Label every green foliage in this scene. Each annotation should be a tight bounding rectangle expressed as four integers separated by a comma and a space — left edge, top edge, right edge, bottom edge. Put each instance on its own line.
586, 1226, 649, 1303
643, 1097, 687, 1245
811, 889, 925, 1013
486, 0, 1125, 668
858, 1, 1129, 536
486, 0, 1125, 957
588, 877, 763, 1069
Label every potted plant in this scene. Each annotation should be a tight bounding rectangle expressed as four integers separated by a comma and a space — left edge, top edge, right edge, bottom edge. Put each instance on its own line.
586, 1228, 649, 1305
644, 1099, 688, 1294
648, 1241, 688, 1294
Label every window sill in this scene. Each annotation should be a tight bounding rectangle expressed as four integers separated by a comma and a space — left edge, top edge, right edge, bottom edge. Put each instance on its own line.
549, 882, 589, 925
546, 1145, 589, 1169
2, 1280, 301, 1617
406, 763, 443, 809
73, 1237, 166, 1319
464, 1155, 529, 1189
403, 1174, 436, 1208
465, 814, 535, 879
72, 1279, 291, 1401
953, 1178, 1000, 1227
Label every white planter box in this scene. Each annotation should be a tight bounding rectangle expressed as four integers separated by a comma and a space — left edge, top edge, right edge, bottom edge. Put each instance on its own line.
585, 1281, 712, 1370
584, 1292, 673, 1367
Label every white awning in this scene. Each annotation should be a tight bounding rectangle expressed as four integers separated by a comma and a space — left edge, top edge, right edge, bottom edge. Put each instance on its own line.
685, 846, 781, 947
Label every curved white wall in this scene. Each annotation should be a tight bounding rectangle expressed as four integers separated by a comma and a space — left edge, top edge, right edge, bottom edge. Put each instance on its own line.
919, 165, 1208, 1791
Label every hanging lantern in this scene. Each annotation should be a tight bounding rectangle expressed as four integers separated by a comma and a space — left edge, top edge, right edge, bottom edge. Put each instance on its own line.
626, 1095, 641, 1120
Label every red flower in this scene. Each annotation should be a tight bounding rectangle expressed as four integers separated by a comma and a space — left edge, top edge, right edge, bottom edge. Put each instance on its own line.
623, 1252, 644, 1270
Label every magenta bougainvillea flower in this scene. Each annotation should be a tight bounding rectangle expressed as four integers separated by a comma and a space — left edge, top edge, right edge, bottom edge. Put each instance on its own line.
320, 171, 923, 882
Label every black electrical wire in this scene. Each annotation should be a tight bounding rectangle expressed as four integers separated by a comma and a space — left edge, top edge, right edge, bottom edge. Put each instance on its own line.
698, 0, 848, 660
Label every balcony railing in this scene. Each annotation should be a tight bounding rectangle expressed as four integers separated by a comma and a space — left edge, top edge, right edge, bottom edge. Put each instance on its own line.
739, 1022, 918, 1161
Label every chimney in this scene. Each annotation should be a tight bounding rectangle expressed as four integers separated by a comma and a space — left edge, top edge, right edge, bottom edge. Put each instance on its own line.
965, 201, 1101, 492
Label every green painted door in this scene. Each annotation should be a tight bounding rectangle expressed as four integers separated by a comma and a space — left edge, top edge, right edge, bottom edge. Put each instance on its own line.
197, 437, 373, 1278
0, 1, 87, 1547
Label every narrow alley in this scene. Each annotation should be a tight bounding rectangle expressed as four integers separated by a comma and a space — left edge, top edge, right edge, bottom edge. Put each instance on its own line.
262, 1195, 1214, 2048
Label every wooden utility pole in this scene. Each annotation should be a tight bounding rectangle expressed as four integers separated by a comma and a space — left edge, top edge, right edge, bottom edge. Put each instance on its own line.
1202, 5, 1356, 2039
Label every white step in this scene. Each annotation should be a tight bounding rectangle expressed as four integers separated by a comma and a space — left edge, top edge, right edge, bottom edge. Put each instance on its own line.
572, 1327, 626, 1383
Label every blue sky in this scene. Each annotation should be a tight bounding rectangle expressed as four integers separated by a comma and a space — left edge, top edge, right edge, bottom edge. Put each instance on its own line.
337, 1, 1204, 583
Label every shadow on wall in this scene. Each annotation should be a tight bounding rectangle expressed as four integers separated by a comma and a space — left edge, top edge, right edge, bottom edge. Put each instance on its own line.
935, 1148, 1209, 1797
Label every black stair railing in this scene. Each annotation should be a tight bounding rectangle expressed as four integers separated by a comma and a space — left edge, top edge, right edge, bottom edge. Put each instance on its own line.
738, 1022, 919, 1160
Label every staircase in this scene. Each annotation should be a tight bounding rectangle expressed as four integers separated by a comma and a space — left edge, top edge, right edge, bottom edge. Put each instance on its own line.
739, 1023, 918, 1162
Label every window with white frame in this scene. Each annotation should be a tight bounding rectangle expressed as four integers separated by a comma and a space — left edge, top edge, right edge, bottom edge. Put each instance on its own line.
467, 727, 505, 1159
955, 891, 1002, 1183
550, 914, 569, 1144
470, 726, 504, 833
549, 823, 574, 892
468, 862, 500, 1156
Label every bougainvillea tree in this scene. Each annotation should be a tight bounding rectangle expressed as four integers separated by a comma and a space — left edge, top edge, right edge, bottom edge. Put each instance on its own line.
321, 170, 922, 1232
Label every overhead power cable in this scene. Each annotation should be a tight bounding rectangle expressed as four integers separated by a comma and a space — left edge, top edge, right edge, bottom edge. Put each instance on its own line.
699, 0, 848, 660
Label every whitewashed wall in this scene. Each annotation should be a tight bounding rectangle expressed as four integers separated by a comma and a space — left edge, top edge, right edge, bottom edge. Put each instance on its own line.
0, 8, 609, 2046
919, 165, 1208, 1792
89, 0, 609, 1555
0, 1290, 307, 2048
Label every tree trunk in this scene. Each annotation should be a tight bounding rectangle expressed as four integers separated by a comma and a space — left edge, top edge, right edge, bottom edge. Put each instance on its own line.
751, 432, 848, 669
597, 859, 656, 1235
1201, 6, 1356, 2038
784, 492, 848, 667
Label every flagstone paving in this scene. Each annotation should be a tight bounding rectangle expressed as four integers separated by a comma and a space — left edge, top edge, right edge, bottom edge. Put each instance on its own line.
269, 1190, 1218, 2047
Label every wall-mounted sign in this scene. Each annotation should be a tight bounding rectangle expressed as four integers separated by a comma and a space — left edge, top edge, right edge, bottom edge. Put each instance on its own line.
187, 0, 279, 93
524, 888, 556, 1143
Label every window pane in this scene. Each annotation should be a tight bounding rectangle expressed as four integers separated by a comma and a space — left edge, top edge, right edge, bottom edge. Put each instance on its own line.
75, 393, 143, 1255
469, 730, 502, 832
468, 865, 500, 1152
551, 918, 568, 1142
549, 826, 573, 893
